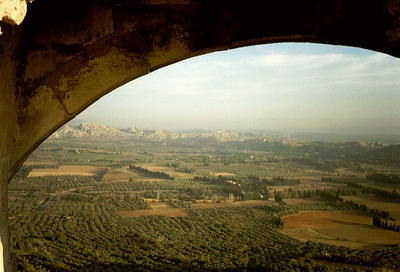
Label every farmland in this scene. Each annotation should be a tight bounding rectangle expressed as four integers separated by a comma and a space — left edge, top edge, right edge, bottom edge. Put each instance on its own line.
117, 208, 189, 217
282, 210, 400, 248
7, 128, 400, 271
341, 196, 400, 221
27, 165, 107, 178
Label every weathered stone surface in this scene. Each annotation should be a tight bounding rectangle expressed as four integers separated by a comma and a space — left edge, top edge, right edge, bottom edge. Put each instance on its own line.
1, 0, 400, 271
0, 49, 17, 272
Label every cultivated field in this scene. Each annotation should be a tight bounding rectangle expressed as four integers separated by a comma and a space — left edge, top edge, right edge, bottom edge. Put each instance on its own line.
360, 163, 400, 175
117, 209, 188, 217
10, 133, 400, 271
117, 202, 188, 217
342, 195, 400, 221
193, 200, 278, 208
213, 172, 235, 176
272, 177, 341, 192
117, 200, 278, 218
23, 161, 59, 167
135, 163, 195, 179
284, 198, 320, 206
28, 165, 107, 177
102, 167, 140, 182
359, 181, 400, 193
282, 211, 400, 248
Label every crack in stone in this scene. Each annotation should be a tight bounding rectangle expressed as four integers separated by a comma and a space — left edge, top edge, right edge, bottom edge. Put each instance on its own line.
51, 90, 72, 117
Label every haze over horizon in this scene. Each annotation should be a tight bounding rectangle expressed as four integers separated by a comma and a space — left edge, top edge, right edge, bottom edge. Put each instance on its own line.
75, 43, 400, 134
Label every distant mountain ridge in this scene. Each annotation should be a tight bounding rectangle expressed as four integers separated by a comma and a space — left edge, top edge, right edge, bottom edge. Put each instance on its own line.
74, 122, 127, 137
49, 122, 400, 147
50, 122, 260, 142
51, 123, 158, 139
51, 125, 90, 138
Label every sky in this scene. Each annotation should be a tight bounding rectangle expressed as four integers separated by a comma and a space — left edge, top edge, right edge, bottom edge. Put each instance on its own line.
76, 43, 400, 134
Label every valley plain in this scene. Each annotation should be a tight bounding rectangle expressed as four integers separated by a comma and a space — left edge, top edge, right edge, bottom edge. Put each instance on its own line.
8, 123, 400, 271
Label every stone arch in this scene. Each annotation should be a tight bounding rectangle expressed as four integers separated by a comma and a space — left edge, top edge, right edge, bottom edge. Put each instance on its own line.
1, 0, 400, 271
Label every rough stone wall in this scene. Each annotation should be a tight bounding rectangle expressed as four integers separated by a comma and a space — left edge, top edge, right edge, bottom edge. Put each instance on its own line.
0, 23, 19, 272
0, 0, 400, 271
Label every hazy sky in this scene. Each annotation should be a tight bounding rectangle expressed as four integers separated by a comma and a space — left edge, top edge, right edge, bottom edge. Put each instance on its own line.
76, 43, 400, 133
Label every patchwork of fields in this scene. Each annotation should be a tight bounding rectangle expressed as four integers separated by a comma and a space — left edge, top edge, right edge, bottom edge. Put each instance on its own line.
117, 200, 278, 218
9, 136, 400, 271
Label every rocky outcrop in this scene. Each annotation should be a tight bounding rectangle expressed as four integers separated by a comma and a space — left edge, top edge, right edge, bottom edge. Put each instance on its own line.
50, 125, 89, 139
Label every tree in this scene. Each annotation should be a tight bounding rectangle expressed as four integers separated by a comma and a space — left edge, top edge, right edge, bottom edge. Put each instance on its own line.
274, 191, 283, 203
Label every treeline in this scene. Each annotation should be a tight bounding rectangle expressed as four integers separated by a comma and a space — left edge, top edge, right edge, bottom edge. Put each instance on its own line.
373, 216, 400, 232
31, 163, 60, 169
287, 187, 354, 200
369, 208, 392, 220
129, 165, 174, 180
163, 162, 179, 168
194, 175, 299, 187
366, 172, 400, 184
175, 167, 195, 174
250, 175, 300, 186
299, 189, 343, 202
297, 188, 396, 224
163, 162, 195, 173
322, 177, 400, 202
350, 183, 400, 202
193, 175, 238, 185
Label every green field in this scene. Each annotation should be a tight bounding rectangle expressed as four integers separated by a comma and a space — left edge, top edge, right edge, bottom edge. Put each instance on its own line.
8, 135, 400, 271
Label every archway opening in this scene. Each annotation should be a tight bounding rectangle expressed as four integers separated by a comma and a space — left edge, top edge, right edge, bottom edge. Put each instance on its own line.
8, 43, 400, 271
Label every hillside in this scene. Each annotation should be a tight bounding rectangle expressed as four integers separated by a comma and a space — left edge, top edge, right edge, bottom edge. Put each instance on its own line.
49, 123, 259, 142
51, 125, 89, 138
49, 123, 396, 161
75, 123, 128, 137
357, 144, 400, 165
